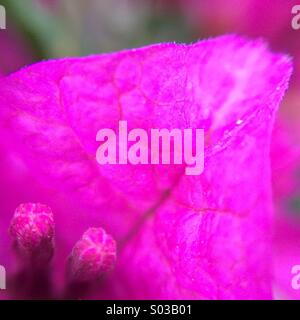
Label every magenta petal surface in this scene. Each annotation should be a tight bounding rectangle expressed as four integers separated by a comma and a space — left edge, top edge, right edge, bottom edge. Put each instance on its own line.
0, 36, 292, 299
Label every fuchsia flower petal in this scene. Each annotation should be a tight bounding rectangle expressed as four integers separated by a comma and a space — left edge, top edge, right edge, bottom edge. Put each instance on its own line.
175, 0, 300, 301
0, 35, 292, 299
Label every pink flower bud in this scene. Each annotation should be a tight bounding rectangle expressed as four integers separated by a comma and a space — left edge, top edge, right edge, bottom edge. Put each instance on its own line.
68, 228, 117, 283
9, 203, 55, 265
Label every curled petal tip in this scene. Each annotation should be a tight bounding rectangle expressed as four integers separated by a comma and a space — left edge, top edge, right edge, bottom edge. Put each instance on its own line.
68, 228, 117, 283
9, 203, 55, 265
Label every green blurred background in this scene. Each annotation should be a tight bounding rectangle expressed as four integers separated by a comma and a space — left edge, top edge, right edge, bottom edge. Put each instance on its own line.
1, 0, 195, 70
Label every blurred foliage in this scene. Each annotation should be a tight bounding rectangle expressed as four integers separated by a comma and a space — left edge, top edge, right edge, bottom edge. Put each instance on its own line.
3, 0, 196, 60
2, 0, 76, 59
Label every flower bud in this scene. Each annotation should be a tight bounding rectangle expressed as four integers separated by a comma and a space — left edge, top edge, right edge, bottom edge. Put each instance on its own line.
10, 203, 55, 265
68, 228, 117, 283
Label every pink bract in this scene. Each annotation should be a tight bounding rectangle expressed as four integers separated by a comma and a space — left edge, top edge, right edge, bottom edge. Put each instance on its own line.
0, 35, 292, 299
